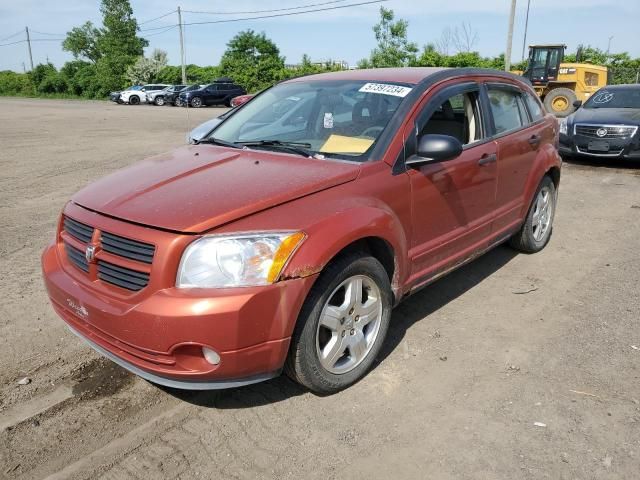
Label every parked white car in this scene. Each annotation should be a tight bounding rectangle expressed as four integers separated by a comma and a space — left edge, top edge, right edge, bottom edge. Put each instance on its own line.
120, 84, 169, 105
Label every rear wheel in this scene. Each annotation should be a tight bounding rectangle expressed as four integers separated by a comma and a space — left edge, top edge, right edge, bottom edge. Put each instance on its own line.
154, 96, 165, 106
129, 95, 140, 105
544, 88, 577, 117
509, 176, 557, 253
285, 252, 392, 394
190, 97, 203, 108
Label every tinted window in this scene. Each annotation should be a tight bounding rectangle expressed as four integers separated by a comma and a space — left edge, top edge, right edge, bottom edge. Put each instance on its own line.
488, 88, 524, 134
524, 92, 544, 120
206, 85, 218, 91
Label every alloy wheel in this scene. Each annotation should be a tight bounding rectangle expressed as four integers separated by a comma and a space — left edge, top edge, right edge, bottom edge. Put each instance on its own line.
532, 186, 554, 242
315, 275, 383, 375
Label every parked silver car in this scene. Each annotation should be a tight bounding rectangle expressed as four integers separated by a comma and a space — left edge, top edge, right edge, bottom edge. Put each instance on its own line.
146, 85, 188, 106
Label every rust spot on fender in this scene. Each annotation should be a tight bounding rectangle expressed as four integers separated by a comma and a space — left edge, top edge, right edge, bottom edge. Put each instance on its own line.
281, 264, 322, 280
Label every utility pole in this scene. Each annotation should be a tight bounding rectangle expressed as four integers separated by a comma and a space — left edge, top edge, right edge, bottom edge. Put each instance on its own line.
505, 0, 517, 71
521, 0, 531, 62
177, 6, 186, 84
22, 62, 26, 73
25, 26, 34, 71
606, 36, 613, 56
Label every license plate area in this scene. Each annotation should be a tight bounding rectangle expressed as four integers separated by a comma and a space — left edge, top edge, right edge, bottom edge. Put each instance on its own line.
588, 140, 610, 152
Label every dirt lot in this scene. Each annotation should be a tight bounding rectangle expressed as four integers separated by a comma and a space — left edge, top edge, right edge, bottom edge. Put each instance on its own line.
0, 97, 639, 480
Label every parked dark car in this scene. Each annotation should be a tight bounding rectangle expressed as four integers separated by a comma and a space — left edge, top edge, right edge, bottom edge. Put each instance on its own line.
43, 68, 561, 394
169, 84, 201, 106
178, 79, 246, 108
559, 84, 640, 160
147, 84, 187, 106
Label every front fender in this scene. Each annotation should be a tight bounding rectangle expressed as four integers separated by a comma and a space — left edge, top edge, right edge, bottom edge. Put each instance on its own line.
281, 206, 409, 298
521, 142, 562, 218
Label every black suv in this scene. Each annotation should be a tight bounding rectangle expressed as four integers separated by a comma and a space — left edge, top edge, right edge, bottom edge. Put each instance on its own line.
178, 79, 246, 108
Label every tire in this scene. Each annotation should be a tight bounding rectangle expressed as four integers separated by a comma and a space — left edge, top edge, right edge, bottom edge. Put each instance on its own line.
154, 96, 165, 106
285, 252, 392, 394
190, 97, 203, 108
129, 95, 140, 105
224, 97, 232, 108
543, 88, 577, 117
117, 98, 124, 104
509, 175, 557, 253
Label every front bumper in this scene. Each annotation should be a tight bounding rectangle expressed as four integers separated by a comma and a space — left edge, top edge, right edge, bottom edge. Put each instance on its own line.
559, 132, 640, 159
41, 210, 317, 389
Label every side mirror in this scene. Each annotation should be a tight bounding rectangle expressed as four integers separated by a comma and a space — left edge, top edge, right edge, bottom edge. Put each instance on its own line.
406, 134, 463, 168
573, 100, 583, 109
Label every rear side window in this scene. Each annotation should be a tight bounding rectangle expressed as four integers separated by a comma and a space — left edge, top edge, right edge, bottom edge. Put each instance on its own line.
487, 88, 525, 134
524, 92, 545, 121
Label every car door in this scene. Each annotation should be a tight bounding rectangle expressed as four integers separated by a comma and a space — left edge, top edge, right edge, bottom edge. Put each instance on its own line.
485, 84, 540, 232
405, 81, 498, 284
202, 85, 216, 105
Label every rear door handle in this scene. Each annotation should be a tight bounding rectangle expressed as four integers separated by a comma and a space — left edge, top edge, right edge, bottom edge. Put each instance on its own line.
528, 135, 541, 147
478, 153, 497, 166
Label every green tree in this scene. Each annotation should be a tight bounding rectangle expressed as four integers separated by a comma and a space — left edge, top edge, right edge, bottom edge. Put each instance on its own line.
219, 30, 285, 92
62, 21, 102, 63
359, 7, 418, 68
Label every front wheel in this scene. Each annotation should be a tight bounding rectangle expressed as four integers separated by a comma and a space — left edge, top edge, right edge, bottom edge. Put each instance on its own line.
128, 95, 140, 105
154, 96, 165, 106
509, 175, 557, 253
544, 88, 577, 117
190, 97, 203, 108
285, 252, 392, 394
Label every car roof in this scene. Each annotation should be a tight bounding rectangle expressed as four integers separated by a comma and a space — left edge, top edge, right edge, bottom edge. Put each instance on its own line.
282, 67, 524, 86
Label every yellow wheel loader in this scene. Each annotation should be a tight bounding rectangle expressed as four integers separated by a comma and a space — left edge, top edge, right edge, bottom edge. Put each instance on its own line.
521, 44, 607, 117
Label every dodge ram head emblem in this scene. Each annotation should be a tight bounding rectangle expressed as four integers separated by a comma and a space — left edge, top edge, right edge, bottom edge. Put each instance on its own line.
596, 128, 608, 138
85, 245, 97, 263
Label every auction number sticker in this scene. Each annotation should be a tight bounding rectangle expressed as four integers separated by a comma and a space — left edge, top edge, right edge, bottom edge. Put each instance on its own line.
359, 83, 412, 97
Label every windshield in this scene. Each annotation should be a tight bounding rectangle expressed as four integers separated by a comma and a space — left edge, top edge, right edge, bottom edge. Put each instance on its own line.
210, 80, 411, 160
584, 88, 640, 109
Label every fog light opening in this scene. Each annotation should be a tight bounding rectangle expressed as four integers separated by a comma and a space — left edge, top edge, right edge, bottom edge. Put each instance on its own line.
202, 347, 220, 365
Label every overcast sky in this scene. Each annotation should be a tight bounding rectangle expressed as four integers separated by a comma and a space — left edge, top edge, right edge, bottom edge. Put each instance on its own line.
1, 0, 638, 72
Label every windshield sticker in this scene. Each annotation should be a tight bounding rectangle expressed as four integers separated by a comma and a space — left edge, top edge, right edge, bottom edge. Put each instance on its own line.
592, 92, 614, 104
323, 112, 334, 129
359, 83, 412, 97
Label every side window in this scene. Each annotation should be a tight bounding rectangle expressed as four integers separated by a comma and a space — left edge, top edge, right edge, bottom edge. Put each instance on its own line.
418, 89, 484, 146
524, 92, 544, 121
487, 88, 525, 134
206, 85, 218, 92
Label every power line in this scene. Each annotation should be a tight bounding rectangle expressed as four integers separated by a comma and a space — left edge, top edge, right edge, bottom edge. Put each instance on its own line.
144, 25, 178, 37
0, 30, 23, 42
30, 30, 64, 36
138, 9, 177, 25
183, 0, 349, 15
142, 0, 387, 31
0, 39, 26, 47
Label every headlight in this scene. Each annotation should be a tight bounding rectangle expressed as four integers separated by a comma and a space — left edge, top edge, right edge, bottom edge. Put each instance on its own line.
559, 118, 568, 135
176, 232, 306, 288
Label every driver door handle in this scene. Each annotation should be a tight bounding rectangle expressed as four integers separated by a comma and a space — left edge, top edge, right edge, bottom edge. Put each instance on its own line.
478, 153, 497, 166
528, 134, 541, 147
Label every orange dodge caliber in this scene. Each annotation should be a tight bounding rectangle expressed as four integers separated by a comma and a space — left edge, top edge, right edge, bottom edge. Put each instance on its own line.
42, 68, 561, 394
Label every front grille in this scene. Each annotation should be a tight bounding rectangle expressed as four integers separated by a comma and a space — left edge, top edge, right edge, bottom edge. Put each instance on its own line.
65, 243, 89, 272
575, 124, 638, 139
98, 261, 150, 291
100, 231, 155, 264
64, 217, 94, 243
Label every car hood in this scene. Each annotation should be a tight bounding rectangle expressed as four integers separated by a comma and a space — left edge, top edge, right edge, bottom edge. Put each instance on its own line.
572, 107, 640, 125
72, 146, 360, 233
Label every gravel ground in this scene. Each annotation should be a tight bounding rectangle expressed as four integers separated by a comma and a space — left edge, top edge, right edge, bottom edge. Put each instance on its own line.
0, 97, 639, 480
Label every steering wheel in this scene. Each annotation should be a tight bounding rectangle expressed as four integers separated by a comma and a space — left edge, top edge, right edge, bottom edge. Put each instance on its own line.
360, 126, 384, 138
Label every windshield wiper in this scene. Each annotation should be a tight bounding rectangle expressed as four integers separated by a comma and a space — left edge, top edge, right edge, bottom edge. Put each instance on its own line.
197, 137, 241, 148
235, 140, 313, 158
